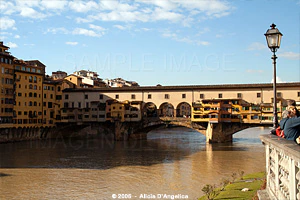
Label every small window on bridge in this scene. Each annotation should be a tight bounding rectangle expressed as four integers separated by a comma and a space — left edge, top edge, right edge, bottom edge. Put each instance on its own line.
257, 93, 261, 98
298, 92, 300, 97
148, 94, 152, 99
218, 93, 222, 98
165, 94, 169, 99
182, 94, 186, 99
200, 94, 204, 99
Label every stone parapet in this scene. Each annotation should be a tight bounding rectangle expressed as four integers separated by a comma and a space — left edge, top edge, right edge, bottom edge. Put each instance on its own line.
259, 134, 300, 200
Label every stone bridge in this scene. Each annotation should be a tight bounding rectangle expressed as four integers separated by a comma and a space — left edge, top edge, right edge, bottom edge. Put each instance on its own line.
99, 117, 272, 143
0, 117, 273, 143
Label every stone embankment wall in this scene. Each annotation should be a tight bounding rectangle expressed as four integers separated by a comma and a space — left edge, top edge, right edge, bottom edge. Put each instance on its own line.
0, 124, 115, 143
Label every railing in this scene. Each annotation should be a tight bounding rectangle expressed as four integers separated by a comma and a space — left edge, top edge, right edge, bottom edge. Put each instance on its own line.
260, 134, 300, 200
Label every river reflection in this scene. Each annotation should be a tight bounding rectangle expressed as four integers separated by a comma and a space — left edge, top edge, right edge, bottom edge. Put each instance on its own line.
0, 127, 269, 199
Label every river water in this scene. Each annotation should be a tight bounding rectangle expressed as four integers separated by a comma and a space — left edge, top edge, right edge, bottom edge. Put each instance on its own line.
0, 127, 269, 200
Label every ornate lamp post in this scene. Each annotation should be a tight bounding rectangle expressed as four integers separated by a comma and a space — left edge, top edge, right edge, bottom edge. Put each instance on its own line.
264, 23, 283, 129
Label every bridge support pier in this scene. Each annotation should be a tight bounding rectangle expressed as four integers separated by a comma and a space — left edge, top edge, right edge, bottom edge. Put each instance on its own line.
206, 122, 233, 143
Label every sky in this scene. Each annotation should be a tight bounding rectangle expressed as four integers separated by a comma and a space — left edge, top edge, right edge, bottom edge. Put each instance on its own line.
0, 0, 300, 86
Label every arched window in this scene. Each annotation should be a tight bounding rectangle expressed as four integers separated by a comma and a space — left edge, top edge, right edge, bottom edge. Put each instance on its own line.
33, 85, 37, 90
29, 101, 32, 106
34, 76, 37, 83
29, 76, 32, 82
29, 84, 33, 89
29, 92, 33, 97
34, 102, 37, 106
58, 86, 61, 91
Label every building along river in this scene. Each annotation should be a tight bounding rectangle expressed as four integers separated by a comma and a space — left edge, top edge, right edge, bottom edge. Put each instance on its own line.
0, 127, 268, 199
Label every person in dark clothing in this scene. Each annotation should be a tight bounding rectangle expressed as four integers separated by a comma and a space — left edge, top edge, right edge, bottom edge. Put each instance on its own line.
279, 107, 300, 144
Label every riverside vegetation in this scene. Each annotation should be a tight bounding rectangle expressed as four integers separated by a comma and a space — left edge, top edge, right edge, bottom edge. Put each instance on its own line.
198, 171, 266, 200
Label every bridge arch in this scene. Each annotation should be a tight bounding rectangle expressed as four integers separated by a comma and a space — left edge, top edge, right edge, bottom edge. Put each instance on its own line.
142, 102, 158, 117
158, 102, 175, 117
176, 102, 191, 117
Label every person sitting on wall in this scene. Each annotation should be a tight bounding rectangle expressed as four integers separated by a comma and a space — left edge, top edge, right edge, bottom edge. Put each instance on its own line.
279, 106, 300, 144
288, 100, 300, 117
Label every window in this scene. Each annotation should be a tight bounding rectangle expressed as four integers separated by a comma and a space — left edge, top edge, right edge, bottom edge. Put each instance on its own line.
32, 68, 36, 73
277, 92, 282, 98
148, 94, 152, 99
298, 92, 300, 97
218, 93, 223, 98
99, 94, 103, 99
237, 93, 242, 98
85, 94, 88, 99
131, 94, 136, 99
182, 94, 186, 99
48, 102, 52, 108
86, 102, 89, 108
115, 94, 119, 99
78, 102, 81, 108
257, 93, 261, 98
44, 94, 47, 98
58, 86, 61, 92
29, 76, 33, 82
200, 94, 204, 99
165, 94, 169, 99
65, 94, 69, 99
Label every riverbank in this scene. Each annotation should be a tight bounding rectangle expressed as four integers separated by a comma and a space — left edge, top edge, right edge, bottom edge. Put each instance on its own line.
198, 172, 266, 200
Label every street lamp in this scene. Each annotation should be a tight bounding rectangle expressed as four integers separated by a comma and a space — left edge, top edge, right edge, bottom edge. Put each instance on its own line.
264, 23, 283, 129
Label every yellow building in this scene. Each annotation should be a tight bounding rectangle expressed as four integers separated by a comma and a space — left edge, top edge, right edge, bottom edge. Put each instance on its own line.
64, 74, 83, 88
13, 59, 45, 128
0, 42, 14, 128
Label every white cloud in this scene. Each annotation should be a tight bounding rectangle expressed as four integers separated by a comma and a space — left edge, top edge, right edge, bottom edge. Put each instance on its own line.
41, 0, 68, 10
0, 1, 16, 15
44, 27, 69, 34
278, 52, 300, 60
271, 76, 285, 83
69, 1, 98, 13
114, 25, 127, 30
19, 7, 46, 19
152, 8, 183, 22
0, 17, 16, 30
14, 35, 20, 39
7, 42, 18, 48
89, 24, 106, 31
66, 42, 78, 46
247, 42, 266, 51
196, 41, 210, 46
72, 28, 102, 37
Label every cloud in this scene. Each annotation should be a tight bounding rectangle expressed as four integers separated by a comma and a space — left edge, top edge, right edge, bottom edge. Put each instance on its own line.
44, 27, 69, 34
72, 28, 102, 37
19, 7, 46, 19
114, 25, 127, 30
89, 24, 106, 31
0, 1, 16, 15
7, 42, 18, 48
69, 1, 98, 13
271, 76, 285, 83
278, 52, 300, 60
247, 42, 266, 51
0, 17, 16, 30
14, 35, 20, 39
41, 0, 68, 10
66, 42, 78, 46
